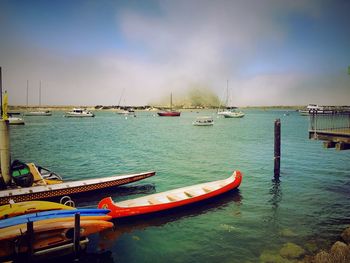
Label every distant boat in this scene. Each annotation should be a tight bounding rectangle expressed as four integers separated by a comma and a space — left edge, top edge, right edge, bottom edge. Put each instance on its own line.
8, 112, 25, 125
193, 116, 214, 126
116, 108, 135, 115
24, 110, 51, 116
217, 80, 244, 118
222, 110, 245, 118
157, 93, 181, 117
98, 170, 242, 219
64, 108, 95, 117
24, 80, 52, 116
298, 104, 333, 116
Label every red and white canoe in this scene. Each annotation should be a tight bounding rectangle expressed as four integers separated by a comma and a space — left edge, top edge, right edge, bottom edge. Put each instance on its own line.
98, 170, 242, 218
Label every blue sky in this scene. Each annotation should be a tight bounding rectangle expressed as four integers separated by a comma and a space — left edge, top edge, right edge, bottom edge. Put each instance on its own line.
0, 0, 349, 106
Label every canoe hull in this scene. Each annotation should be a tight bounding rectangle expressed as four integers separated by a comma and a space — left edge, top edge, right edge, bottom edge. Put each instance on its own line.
0, 208, 111, 228
0, 171, 155, 205
98, 171, 242, 218
0, 201, 75, 220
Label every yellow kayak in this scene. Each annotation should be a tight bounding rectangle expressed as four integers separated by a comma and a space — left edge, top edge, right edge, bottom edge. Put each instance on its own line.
0, 200, 74, 219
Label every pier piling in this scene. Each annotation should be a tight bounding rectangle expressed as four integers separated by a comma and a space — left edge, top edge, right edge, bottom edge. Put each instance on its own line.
74, 213, 81, 259
0, 67, 11, 186
274, 119, 281, 178
27, 221, 34, 259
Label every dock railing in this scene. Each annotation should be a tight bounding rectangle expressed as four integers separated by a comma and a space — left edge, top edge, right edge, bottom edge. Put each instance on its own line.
309, 110, 350, 150
309, 111, 350, 133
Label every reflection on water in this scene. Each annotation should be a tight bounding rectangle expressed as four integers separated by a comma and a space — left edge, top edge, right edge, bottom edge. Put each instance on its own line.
269, 177, 282, 209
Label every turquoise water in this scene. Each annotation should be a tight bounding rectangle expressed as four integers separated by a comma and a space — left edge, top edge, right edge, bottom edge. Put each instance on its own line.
9, 110, 350, 262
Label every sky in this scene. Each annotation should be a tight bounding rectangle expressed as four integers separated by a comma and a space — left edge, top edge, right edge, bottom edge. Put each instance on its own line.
0, 0, 349, 107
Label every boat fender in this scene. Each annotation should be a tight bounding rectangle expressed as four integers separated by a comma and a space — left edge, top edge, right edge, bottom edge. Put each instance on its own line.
10, 160, 34, 187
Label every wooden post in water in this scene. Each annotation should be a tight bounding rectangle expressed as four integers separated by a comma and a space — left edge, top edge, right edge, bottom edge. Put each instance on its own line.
0, 67, 11, 187
27, 221, 34, 259
274, 119, 281, 178
0, 67, 2, 116
74, 212, 81, 259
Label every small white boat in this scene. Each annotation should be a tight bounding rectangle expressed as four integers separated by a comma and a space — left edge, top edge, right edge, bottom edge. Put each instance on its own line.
116, 108, 135, 115
64, 108, 95, 117
218, 110, 232, 116
8, 113, 25, 125
8, 117, 25, 125
24, 110, 52, 116
193, 116, 214, 126
221, 110, 245, 118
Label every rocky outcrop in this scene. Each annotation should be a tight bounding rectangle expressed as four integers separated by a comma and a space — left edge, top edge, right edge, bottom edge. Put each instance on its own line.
341, 227, 350, 244
259, 227, 350, 263
279, 242, 306, 259
303, 227, 350, 263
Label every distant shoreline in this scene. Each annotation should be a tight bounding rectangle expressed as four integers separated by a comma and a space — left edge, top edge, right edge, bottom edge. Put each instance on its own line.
9, 105, 303, 111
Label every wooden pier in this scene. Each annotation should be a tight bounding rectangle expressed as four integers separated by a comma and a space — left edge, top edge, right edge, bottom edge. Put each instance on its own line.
309, 111, 350, 150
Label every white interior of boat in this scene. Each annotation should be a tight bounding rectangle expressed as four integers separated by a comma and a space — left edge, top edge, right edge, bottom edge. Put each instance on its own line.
116, 173, 236, 208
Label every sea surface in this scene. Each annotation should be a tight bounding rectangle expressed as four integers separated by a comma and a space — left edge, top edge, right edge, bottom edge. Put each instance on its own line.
9, 109, 350, 262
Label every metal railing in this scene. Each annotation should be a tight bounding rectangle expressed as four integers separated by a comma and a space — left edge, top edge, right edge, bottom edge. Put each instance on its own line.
309, 111, 350, 132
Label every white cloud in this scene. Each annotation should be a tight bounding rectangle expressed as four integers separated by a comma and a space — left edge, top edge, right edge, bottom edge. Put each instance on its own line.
2, 0, 349, 106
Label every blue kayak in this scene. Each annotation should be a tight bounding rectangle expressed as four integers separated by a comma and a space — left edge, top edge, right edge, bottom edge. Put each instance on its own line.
0, 208, 110, 229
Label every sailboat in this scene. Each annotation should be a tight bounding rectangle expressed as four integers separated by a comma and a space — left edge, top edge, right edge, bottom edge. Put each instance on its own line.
115, 89, 136, 115
24, 81, 52, 116
217, 80, 244, 118
157, 93, 181, 117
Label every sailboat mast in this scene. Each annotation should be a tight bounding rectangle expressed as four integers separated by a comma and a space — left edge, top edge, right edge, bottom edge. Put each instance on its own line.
170, 93, 173, 110
225, 80, 229, 107
118, 88, 125, 107
39, 80, 42, 106
26, 80, 29, 107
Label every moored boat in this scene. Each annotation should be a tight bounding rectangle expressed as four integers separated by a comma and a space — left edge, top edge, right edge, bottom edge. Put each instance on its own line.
24, 110, 52, 116
24, 81, 52, 116
298, 104, 334, 116
98, 170, 242, 218
157, 111, 181, 117
192, 116, 214, 126
116, 107, 135, 115
0, 161, 156, 205
222, 110, 245, 118
8, 112, 25, 125
157, 93, 181, 117
64, 108, 95, 117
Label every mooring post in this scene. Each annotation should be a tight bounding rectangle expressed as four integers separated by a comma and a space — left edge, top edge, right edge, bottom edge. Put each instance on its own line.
0, 67, 11, 188
27, 221, 34, 259
74, 212, 81, 259
274, 119, 281, 178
